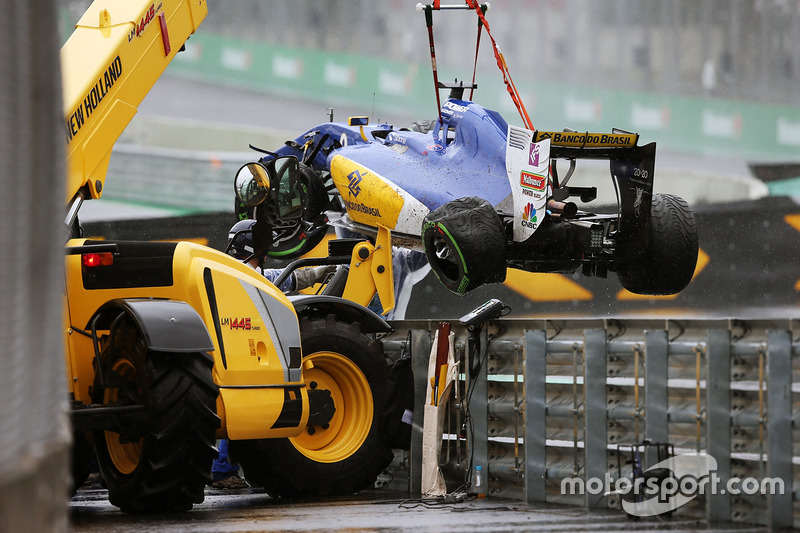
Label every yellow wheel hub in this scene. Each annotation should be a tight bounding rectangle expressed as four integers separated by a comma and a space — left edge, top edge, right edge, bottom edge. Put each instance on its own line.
103, 357, 143, 475
290, 351, 373, 463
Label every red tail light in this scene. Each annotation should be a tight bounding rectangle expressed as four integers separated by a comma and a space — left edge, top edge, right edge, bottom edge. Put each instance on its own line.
81, 252, 114, 267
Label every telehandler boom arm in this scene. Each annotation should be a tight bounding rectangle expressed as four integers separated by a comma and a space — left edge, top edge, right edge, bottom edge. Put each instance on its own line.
62, 0, 207, 207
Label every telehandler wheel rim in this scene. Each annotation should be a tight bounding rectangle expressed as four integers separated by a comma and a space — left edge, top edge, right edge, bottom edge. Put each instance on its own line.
102, 357, 143, 475
290, 351, 373, 463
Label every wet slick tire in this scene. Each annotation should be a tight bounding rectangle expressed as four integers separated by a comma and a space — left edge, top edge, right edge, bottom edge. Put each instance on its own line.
230, 315, 393, 498
92, 323, 220, 513
617, 193, 699, 295
422, 196, 507, 295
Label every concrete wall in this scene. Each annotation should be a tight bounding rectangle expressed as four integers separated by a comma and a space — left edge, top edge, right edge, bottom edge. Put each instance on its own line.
0, 1, 70, 531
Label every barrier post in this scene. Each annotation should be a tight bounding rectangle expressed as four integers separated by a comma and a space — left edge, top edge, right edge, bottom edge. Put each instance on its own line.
524, 329, 547, 503
584, 329, 607, 509
706, 328, 731, 522
766, 330, 792, 530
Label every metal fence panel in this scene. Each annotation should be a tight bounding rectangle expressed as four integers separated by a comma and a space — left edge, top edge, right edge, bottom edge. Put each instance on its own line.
385, 317, 799, 528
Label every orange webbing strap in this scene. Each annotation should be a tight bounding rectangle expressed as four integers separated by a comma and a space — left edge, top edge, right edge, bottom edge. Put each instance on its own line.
465, 0, 534, 130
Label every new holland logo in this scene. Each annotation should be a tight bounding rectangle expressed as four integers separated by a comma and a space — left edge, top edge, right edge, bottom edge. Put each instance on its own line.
520, 171, 546, 191
347, 169, 362, 197
522, 203, 538, 228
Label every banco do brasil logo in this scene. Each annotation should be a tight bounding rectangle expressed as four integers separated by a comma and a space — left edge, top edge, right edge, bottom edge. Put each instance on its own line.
347, 170, 362, 197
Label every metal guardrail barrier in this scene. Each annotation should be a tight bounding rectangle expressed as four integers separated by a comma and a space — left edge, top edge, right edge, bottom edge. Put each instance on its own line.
103, 144, 247, 213
383, 317, 799, 529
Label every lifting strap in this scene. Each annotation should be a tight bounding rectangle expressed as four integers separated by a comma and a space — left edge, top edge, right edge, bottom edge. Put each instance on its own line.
469, 5, 486, 101
423, 3, 444, 125
421, 1, 533, 130
465, 0, 534, 130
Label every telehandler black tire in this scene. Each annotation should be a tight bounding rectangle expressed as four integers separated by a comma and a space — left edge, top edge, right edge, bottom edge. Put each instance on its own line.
230, 314, 393, 497
92, 323, 220, 513
422, 196, 507, 295
70, 431, 93, 495
617, 193, 699, 295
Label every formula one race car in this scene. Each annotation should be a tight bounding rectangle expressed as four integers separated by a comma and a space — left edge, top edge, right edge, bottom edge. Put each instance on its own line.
232, 2, 699, 297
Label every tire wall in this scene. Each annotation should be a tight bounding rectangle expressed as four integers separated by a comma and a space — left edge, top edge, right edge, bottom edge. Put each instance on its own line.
86, 195, 800, 318
0, 1, 70, 530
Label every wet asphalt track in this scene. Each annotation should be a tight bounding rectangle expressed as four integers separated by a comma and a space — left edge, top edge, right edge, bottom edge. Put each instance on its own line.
69, 484, 769, 533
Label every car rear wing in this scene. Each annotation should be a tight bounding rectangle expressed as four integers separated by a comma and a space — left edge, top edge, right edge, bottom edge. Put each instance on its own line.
534, 129, 657, 255
534, 130, 639, 151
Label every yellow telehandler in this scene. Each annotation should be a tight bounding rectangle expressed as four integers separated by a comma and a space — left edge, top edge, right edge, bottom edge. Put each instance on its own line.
63, 0, 396, 513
